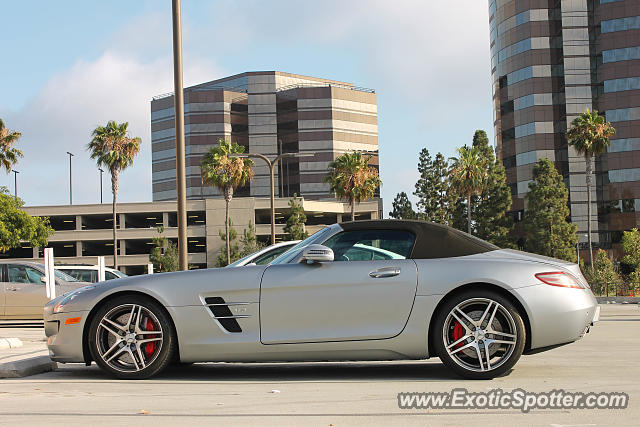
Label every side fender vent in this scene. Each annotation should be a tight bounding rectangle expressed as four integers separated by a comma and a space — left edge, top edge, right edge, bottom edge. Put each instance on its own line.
204, 297, 244, 333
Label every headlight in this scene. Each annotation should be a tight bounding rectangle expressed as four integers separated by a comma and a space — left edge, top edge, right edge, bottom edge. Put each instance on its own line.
53, 285, 95, 313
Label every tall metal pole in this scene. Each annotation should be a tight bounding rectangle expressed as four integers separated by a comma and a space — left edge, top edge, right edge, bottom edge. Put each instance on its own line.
98, 168, 104, 204
172, 0, 188, 270
232, 152, 314, 245
66, 152, 74, 205
12, 170, 19, 198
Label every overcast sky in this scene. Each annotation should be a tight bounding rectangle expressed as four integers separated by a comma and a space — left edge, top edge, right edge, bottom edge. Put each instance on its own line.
0, 0, 493, 211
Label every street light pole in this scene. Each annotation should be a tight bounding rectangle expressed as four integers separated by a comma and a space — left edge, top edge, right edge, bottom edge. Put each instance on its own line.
12, 170, 19, 198
172, 0, 188, 271
98, 168, 104, 203
66, 152, 74, 205
232, 152, 314, 244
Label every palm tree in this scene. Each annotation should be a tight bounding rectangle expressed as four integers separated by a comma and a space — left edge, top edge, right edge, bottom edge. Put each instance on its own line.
201, 139, 254, 265
449, 146, 488, 235
0, 118, 23, 173
324, 151, 382, 221
567, 109, 616, 269
88, 121, 141, 269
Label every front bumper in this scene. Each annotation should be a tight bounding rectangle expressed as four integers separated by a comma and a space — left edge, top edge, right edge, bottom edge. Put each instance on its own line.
514, 284, 599, 351
44, 305, 89, 363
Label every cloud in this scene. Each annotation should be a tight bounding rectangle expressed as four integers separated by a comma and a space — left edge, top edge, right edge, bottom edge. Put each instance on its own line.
1, 1, 493, 211
0, 50, 221, 206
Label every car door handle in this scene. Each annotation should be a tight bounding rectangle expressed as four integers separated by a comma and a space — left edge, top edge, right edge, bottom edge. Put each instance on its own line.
369, 267, 401, 278
7, 287, 18, 291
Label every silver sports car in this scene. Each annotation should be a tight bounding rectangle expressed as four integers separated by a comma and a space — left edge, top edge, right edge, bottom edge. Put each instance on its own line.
44, 220, 599, 380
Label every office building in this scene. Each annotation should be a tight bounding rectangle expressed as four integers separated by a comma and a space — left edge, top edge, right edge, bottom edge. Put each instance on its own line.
489, 0, 640, 254
151, 71, 379, 201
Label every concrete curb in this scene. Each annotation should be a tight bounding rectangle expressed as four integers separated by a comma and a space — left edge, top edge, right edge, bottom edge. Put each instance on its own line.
0, 338, 23, 350
0, 356, 57, 378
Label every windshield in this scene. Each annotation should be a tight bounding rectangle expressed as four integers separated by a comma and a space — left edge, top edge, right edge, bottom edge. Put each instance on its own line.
270, 226, 337, 265
227, 253, 255, 267
54, 269, 79, 282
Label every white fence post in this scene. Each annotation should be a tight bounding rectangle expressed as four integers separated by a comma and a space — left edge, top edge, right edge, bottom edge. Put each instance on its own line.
44, 248, 56, 300
97, 256, 106, 282
147, 263, 154, 274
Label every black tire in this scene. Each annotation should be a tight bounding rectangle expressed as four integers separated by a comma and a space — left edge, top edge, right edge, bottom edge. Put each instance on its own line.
432, 290, 526, 380
88, 295, 176, 379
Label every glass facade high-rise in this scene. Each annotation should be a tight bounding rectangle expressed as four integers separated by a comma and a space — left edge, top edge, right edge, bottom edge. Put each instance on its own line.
489, 0, 640, 256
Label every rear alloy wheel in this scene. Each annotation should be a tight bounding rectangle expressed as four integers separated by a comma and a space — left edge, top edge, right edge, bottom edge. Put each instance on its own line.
433, 291, 525, 379
88, 296, 176, 379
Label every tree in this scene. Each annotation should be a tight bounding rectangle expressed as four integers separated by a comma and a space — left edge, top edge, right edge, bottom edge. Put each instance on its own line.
414, 149, 452, 223
0, 187, 53, 252
622, 228, 640, 294
216, 220, 241, 267
201, 139, 254, 265
88, 120, 141, 269
149, 227, 178, 273
325, 151, 381, 221
389, 192, 416, 219
449, 146, 487, 234
588, 249, 622, 296
0, 118, 23, 173
239, 221, 264, 257
567, 109, 616, 268
523, 158, 578, 261
472, 130, 514, 247
284, 194, 308, 240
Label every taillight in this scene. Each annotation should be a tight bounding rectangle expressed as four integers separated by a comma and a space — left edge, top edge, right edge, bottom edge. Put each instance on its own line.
535, 272, 585, 289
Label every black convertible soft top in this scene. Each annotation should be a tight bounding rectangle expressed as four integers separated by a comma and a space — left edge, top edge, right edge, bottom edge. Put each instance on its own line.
339, 219, 498, 259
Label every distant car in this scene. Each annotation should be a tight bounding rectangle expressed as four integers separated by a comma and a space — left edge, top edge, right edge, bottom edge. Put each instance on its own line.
1, 261, 88, 320
227, 241, 300, 267
55, 265, 127, 283
44, 220, 599, 380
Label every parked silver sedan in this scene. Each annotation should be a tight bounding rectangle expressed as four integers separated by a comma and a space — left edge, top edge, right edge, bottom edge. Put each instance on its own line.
1, 261, 88, 320
44, 220, 599, 380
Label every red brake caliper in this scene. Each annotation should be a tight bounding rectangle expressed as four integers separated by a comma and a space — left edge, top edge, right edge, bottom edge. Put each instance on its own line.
144, 317, 157, 358
452, 321, 464, 348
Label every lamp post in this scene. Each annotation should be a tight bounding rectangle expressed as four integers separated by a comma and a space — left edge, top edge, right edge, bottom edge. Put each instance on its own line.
98, 168, 104, 203
66, 152, 74, 205
12, 170, 19, 198
232, 152, 314, 244
172, 0, 188, 271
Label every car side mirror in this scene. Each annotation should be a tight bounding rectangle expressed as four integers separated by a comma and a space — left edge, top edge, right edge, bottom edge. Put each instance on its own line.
301, 244, 334, 263
40, 276, 47, 283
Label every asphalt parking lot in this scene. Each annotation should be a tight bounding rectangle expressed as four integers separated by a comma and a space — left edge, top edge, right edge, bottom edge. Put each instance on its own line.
1, 304, 638, 426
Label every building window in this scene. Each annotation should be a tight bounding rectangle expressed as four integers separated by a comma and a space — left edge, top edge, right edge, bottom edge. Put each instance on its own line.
608, 168, 640, 183
603, 77, 640, 93
602, 46, 640, 63
608, 138, 640, 153
601, 16, 640, 33
606, 107, 640, 123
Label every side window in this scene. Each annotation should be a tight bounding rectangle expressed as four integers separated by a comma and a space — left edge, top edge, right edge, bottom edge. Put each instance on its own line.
105, 271, 118, 280
322, 230, 415, 262
253, 246, 292, 265
8, 265, 43, 284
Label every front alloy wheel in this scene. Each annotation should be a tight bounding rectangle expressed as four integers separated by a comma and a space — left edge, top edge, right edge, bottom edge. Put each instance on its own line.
88, 296, 176, 379
434, 291, 525, 379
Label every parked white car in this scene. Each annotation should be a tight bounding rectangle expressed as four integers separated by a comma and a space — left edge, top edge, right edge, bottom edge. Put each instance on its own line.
227, 241, 301, 267
55, 265, 127, 283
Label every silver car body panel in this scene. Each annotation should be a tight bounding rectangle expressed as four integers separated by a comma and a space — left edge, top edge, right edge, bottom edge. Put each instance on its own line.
44, 222, 598, 364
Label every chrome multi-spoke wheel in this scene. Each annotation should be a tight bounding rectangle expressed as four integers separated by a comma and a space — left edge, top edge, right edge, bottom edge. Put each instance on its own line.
88, 296, 175, 379
433, 292, 525, 379
96, 304, 164, 373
